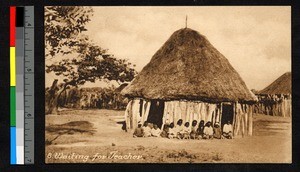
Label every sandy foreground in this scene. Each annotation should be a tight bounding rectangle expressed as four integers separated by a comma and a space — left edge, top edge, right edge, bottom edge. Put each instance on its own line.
45, 109, 291, 163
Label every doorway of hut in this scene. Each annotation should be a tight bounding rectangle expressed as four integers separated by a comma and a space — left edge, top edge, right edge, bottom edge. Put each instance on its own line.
147, 100, 165, 128
221, 103, 234, 129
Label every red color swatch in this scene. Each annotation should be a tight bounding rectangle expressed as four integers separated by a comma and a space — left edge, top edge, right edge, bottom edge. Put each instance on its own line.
10, 6, 16, 47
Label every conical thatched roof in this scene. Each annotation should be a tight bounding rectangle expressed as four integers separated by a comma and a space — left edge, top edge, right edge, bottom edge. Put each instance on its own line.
259, 72, 291, 95
122, 28, 256, 102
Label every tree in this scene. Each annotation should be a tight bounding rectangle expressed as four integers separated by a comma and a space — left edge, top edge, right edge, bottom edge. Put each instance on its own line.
45, 6, 137, 114
45, 6, 93, 57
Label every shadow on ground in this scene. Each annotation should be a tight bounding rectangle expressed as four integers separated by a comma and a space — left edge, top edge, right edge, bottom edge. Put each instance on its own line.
45, 121, 96, 145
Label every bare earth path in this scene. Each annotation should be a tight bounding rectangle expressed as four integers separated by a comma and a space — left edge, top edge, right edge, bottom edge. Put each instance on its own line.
45, 109, 291, 163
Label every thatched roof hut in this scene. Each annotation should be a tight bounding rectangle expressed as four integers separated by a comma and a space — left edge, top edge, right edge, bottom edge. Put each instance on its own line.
122, 28, 256, 137
259, 72, 291, 95
122, 28, 256, 103
254, 72, 291, 117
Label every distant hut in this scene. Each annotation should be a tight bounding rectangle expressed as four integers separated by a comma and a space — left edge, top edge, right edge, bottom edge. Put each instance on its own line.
121, 28, 257, 137
255, 72, 291, 117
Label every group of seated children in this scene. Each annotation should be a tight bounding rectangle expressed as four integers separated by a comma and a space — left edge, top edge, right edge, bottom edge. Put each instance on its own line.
133, 119, 233, 139
133, 121, 162, 138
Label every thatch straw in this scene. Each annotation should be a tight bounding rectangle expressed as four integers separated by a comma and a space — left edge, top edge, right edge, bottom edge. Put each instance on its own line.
115, 83, 128, 93
122, 28, 256, 102
259, 72, 291, 95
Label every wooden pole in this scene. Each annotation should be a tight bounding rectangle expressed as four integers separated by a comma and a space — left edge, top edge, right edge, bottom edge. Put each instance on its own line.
219, 103, 223, 127
244, 104, 248, 136
185, 15, 188, 28
129, 100, 133, 129
232, 102, 236, 136
241, 104, 246, 137
282, 100, 286, 117
248, 105, 253, 136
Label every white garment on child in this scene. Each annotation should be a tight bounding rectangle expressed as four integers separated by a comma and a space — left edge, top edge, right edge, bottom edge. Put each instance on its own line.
183, 126, 191, 134
223, 124, 233, 133
151, 128, 161, 137
168, 128, 176, 136
203, 126, 213, 135
175, 125, 184, 134
143, 126, 152, 137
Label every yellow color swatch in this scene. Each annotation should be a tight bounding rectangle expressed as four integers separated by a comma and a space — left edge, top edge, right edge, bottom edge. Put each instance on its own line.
10, 47, 16, 86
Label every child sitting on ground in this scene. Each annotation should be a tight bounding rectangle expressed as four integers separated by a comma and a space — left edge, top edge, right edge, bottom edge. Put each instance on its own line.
175, 119, 184, 139
182, 122, 191, 139
196, 120, 205, 139
151, 124, 161, 137
160, 123, 169, 138
142, 121, 152, 137
168, 122, 176, 139
213, 122, 222, 139
203, 121, 214, 139
190, 120, 198, 139
147, 122, 154, 130
133, 122, 144, 138
222, 120, 233, 139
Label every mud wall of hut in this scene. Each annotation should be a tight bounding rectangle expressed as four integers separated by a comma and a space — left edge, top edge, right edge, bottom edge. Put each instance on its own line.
233, 103, 254, 137
124, 98, 254, 137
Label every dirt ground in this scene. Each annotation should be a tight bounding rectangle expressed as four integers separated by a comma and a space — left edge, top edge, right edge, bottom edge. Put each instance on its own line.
45, 109, 291, 163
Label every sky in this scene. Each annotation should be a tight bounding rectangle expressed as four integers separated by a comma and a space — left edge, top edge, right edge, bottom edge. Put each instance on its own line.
46, 6, 291, 91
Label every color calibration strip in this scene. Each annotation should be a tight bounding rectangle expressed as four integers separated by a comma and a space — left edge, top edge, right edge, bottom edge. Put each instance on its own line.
10, 6, 34, 165
10, 6, 17, 165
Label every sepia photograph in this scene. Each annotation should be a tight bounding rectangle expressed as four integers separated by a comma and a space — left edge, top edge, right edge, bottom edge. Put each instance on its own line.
44, 6, 291, 163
